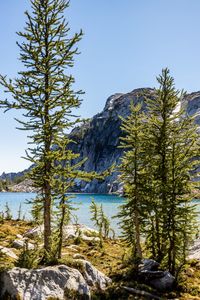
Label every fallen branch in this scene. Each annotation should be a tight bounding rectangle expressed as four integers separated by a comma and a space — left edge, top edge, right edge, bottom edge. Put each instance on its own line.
122, 286, 162, 300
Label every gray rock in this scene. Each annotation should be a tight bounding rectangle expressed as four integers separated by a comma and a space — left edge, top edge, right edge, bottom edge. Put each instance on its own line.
12, 239, 34, 250
65, 245, 79, 252
0, 262, 111, 300
0, 265, 90, 300
81, 236, 100, 243
148, 271, 175, 292
138, 259, 175, 292
68, 88, 153, 194
139, 270, 175, 292
23, 225, 44, 238
16, 234, 23, 239
24, 224, 99, 243
11, 179, 37, 193
73, 254, 85, 259
68, 89, 200, 193
76, 259, 112, 290
64, 224, 98, 239
139, 259, 159, 272
0, 246, 18, 260
63, 225, 100, 243
188, 239, 200, 260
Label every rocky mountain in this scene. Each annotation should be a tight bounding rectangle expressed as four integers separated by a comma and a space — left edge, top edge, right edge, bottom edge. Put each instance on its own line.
69, 88, 155, 193
1, 88, 200, 194
10, 179, 37, 193
0, 166, 32, 183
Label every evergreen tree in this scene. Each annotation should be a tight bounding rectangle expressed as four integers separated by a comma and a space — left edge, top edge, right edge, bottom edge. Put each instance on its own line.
5, 202, 12, 220
90, 198, 114, 245
117, 102, 148, 261
52, 135, 81, 259
118, 69, 199, 276
145, 68, 199, 274
0, 0, 83, 257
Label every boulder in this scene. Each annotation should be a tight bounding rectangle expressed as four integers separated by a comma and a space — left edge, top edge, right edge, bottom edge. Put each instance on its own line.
77, 259, 112, 290
0, 262, 111, 300
139, 259, 159, 272
138, 259, 175, 292
24, 224, 100, 243
63, 224, 100, 244
148, 271, 175, 292
139, 269, 175, 292
0, 265, 90, 300
16, 234, 23, 239
188, 239, 200, 260
64, 224, 99, 239
23, 225, 44, 238
12, 239, 34, 250
73, 254, 85, 259
0, 246, 18, 260
65, 245, 79, 252
81, 236, 100, 243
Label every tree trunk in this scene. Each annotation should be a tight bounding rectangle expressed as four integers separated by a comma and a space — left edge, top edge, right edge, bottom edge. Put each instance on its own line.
43, 4, 51, 256
44, 181, 51, 253
134, 209, 142, 259
57, 195, 65, 259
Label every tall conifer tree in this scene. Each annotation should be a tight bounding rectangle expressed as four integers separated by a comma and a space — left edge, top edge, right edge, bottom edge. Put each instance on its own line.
0, 0, 83, 257
119, 69, 199, 275
118, 102, 148, 261
145, 69, 199, 273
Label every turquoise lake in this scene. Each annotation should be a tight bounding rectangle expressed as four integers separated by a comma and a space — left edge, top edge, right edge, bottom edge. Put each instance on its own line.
0, 193, 200, 235
0, 193, 124, 234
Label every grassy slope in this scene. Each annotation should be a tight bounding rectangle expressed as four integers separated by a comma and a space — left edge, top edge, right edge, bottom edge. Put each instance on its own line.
0, 220, 200, 299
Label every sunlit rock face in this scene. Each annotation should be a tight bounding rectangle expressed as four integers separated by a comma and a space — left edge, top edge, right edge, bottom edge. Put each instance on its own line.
0, 262, 111, 300
183, 91, 200, 126
69, 88, 154, 194
69, 89, 200, 194
2, 88, 200, 194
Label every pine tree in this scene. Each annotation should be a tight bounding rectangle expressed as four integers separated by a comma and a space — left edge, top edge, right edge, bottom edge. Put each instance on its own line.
164, 106, 198, 274
90, 198, 114, 245
5, 202, 12, 220
0, 0, 83, 257
117, 102, 148, 261
52, 135, 81, 259
145, 68, 199, 274
118, 69, 199, 276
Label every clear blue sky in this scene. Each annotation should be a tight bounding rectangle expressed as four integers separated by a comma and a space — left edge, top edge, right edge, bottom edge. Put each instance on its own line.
0, 0, 200, 173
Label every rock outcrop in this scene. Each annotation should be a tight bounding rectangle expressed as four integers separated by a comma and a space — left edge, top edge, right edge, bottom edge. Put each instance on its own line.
12, 239, 34, 250
69, 88, 154, 193
188, 238, 200, 260
0, 246, 18, 260
24, 224, 100, 243
0, 262, 111, 300
10, 179, 37, 193
138, 259, 175, 292
68, 89, 200, 193
2, 88, 200, 193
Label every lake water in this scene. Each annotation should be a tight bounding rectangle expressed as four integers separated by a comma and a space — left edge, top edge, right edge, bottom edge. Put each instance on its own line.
0, 193, 124, 235
0, 193, 199, 236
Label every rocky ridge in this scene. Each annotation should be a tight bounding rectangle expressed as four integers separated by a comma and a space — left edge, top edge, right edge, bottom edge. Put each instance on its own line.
67, 88, 200, 193
1, 88, 200, 193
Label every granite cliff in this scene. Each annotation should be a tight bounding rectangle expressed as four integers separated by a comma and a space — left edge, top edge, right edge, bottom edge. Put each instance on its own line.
69, 88, 155, 193
1, 88, 200, 193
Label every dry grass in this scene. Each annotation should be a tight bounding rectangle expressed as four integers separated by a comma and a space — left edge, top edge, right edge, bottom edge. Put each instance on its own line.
1, 220, 200, 299
0, 220, 32, 246
177, 260, 200, 299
